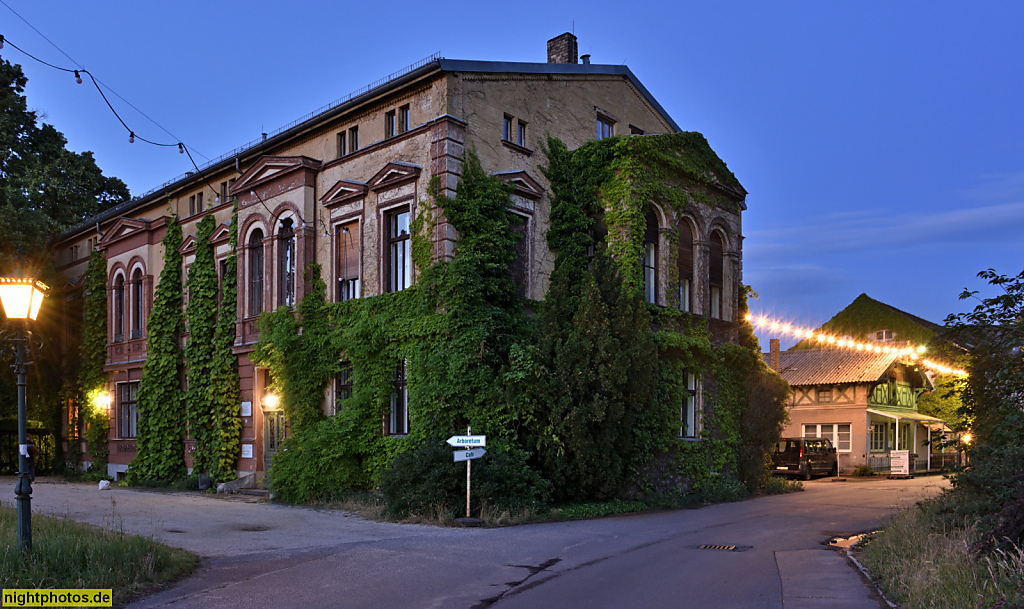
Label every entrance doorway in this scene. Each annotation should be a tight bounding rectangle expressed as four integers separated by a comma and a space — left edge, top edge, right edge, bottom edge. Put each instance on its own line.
264, 410, 286, 472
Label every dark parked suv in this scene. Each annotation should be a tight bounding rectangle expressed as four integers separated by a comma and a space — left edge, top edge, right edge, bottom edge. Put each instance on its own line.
772, 437, 839, 479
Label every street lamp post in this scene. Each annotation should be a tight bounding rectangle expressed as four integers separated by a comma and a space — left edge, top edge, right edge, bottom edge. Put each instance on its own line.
0, 276, 48, 553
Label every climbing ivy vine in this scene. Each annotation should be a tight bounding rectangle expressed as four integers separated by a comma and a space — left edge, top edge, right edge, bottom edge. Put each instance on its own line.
208, 200, 242, 481
255, 137, 787, 507
78, 249, 110, 474
127, 218, 186, 483
185, 216, 219, 476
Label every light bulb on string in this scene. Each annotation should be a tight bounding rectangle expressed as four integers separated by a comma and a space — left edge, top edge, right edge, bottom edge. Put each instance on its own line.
128, 132, 135, 144
74, 70, 83, 84
178, 143, 185, 154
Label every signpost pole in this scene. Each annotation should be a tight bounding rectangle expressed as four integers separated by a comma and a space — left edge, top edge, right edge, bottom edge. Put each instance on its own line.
466, 425, 471, 518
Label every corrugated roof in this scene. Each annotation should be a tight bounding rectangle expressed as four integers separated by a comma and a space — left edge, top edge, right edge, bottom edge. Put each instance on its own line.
765, 348, 897, 386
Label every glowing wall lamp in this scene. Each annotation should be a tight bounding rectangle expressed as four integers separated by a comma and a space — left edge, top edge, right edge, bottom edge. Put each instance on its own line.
0, 276, 48, 553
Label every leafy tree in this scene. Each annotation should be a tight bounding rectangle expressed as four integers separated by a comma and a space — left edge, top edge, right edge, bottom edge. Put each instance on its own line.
0, 58, 128, 271
943, 268, 1024, 550
128, 219, 186, 482
528, 248, 660, 502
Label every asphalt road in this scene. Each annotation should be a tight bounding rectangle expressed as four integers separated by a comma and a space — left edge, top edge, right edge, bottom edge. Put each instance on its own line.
14, 475, 947, 608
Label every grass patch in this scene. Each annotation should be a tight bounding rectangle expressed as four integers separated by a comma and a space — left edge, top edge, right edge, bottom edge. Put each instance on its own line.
0, 501, 198, 606
551, 499, 648, 520
855, 501, 1024, 609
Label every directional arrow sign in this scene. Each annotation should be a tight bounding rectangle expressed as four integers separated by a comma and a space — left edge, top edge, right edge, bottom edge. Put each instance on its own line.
447, 435, 486, 448
454, 448, 486, 462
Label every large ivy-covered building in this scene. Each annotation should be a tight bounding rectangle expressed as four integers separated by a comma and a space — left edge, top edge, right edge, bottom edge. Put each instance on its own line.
54, 34, 747, 480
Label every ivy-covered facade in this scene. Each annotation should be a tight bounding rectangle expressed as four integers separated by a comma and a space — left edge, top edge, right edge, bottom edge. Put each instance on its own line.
51, 34, 775, 488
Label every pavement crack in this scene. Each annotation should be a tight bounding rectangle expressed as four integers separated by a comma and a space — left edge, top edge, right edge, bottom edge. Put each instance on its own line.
470, 558, 561, 609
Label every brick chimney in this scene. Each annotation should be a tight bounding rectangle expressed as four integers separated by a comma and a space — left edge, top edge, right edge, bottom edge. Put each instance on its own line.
547, 33, 578, 64
770, 339, 781, 372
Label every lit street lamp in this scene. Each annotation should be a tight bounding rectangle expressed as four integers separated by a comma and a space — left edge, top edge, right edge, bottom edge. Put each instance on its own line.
0, 276, 48, 553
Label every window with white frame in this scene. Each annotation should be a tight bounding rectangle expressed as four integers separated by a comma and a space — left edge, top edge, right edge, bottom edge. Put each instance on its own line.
680, 373, 699, 438
386, 208, 412, 293
643, 207, 658, 304
677, 220, 693, 312
803, 423, 851, 451
337, 221, 360, 302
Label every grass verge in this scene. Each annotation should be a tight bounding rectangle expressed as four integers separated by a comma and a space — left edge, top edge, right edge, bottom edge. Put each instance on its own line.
855, 502, 1024, 609
0, 501, 199, 606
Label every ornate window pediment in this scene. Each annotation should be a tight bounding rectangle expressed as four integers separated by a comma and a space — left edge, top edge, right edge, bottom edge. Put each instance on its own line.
320, 179, 369, 208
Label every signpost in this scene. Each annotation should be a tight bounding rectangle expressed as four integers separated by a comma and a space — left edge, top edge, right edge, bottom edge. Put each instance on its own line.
454, 448, 486, 462
447, 435, 486, 448
449, 427, 486, 519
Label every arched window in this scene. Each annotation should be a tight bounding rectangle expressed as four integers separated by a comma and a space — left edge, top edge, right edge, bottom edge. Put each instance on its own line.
677, 220, 693, 313
113, 274, 125, 342
249, 229, 264, 315
709, 232, 725, 319
643, 207, 658, 304
131, 268, 144, 337
278, 220, 295, 307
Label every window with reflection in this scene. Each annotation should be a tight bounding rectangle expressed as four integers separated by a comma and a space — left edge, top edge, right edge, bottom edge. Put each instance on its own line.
387, 208, 411, 293
278, 219, 296, 307
677, 220, 693, 313
338, 221, 360, 301
249, 229, 264, 315
643, 208, 658, 304
113, 274, 125, 342
131, 268, 144, 338
709, 232, 725, 319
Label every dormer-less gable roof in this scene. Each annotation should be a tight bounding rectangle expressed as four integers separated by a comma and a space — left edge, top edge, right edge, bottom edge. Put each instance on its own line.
98, 217, 150, 248
494, 170, 545, 200
210, 223, 234, 245
229, 156, 322, 196
768, 349, 900, 386
321, 179, 369, 208
369, 161, 422, 192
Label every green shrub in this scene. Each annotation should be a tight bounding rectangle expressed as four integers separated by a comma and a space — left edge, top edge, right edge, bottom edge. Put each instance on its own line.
266, 415, 368, 504
379, 440, 551, 518
762, 476, 804, 494
694, 474, 747, 503
851, 464, 876, 477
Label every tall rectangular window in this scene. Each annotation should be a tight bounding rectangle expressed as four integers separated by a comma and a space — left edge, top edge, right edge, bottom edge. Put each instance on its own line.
334, 362, 353, 415
120, 381, 139, 438
389, 360, 408, 435
337, 131, 347, 158
385, 110, 396, 138
220, 181, 228, 202
338, 221, 360, 301
678, 221, 693, 313
398, 105, 410, 133
597, 115, 615, 139
189, 195, 196, 216
681, 373, 698, 438
503, 115, 513, 141
643, 243, 656, 304
249, 229, 264, 316
349, 126, 359, 152
387, 208, 412, 293
871, 424, 887, 452
278, 219, 296, 307
510, 213, 529, 298
197, 192, 204, 213
517, 120, 527, 146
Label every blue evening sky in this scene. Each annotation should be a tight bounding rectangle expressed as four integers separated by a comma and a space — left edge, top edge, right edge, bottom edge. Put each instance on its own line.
2, 1, 1021, 347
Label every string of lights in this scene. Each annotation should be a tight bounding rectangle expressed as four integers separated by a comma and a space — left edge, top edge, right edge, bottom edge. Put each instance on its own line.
746, 313, 967, 376
0, 33, 226, 203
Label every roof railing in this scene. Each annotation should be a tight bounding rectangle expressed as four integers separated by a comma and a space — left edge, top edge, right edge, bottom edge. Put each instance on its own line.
134, 52, 442, 201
